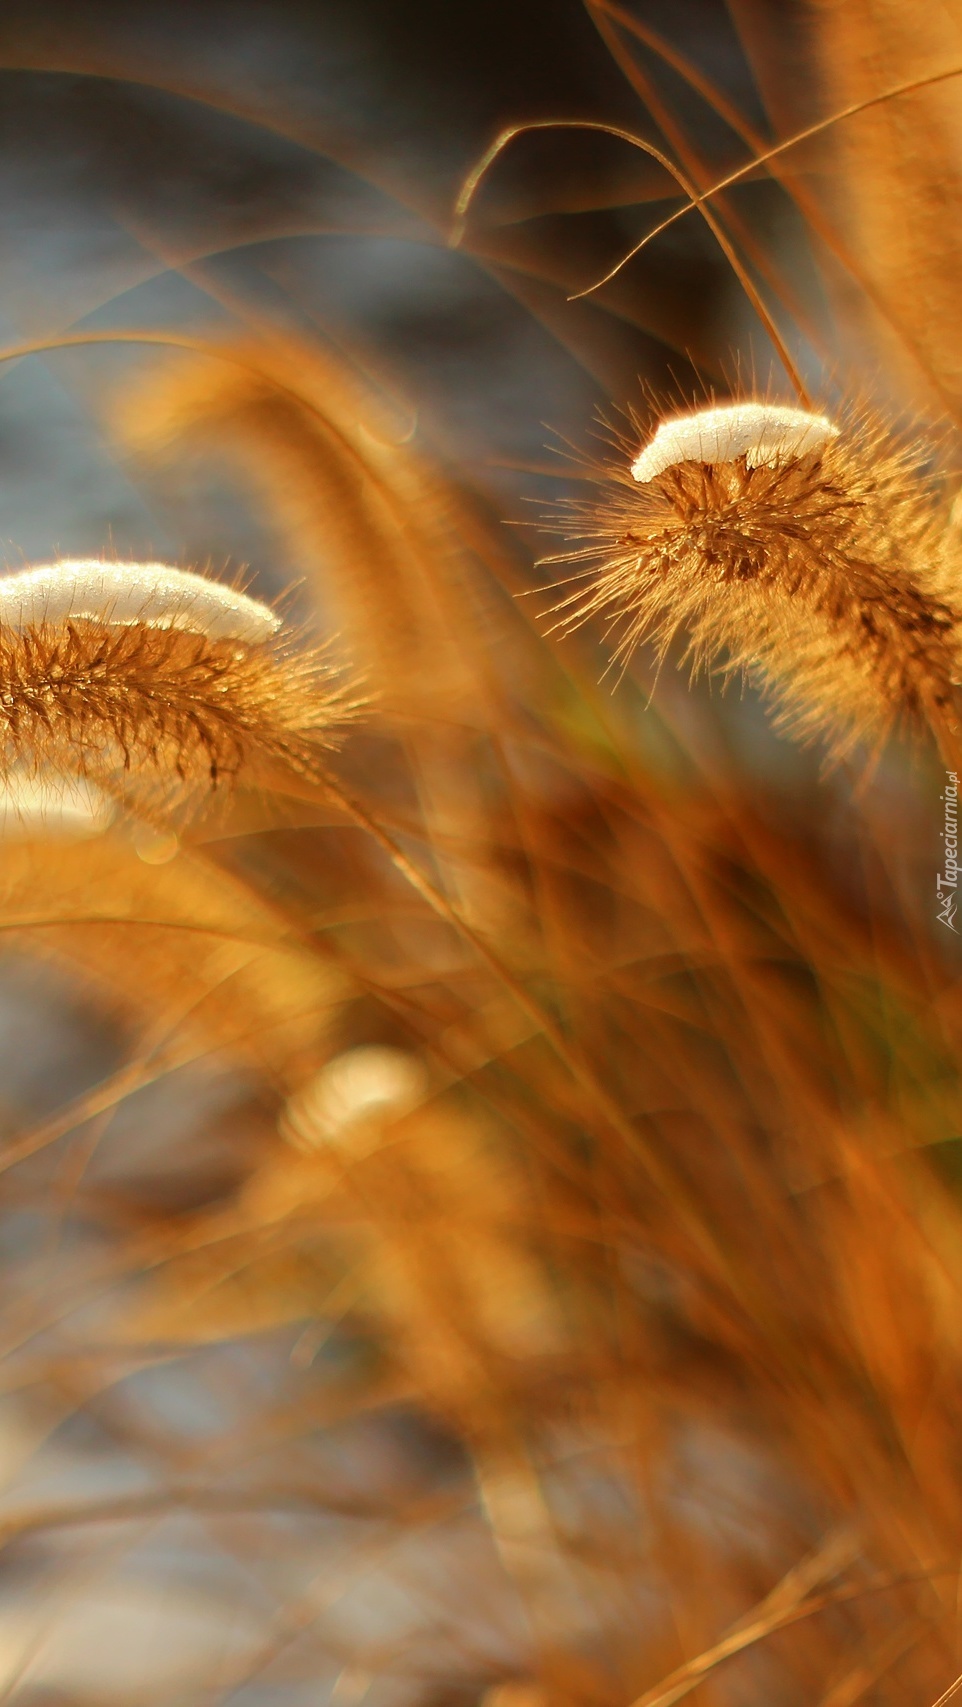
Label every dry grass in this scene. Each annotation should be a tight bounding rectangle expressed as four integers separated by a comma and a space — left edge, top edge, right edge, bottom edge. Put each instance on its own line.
0, 6, 959, 1706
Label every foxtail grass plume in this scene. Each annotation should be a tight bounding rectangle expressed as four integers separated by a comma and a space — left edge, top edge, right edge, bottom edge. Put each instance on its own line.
277, 1050, 568, 1385
552, 401, 962, 760
115, 343, 493, 721
282, 1046, 430, 1156
0, 559, 356, 813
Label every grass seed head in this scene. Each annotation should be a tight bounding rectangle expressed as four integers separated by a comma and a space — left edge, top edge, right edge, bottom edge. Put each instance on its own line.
550, 403, 962, 759
282, 1047, 430, 1155
0, 561, 357, 814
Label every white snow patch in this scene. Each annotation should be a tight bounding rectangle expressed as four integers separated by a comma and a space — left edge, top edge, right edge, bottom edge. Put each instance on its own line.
631, 404, 838, 483
0, 561, 280, 643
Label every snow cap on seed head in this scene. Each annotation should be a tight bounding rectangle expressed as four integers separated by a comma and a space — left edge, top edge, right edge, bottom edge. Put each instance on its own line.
0, 561, 280, 644
631, 403, 839, 484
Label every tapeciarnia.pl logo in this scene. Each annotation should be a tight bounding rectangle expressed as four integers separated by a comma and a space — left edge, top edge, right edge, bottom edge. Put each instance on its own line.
937, 770, 959, 933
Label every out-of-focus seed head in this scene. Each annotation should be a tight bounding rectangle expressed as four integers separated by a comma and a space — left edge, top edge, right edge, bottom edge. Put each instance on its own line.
282, 1047, 430, 1156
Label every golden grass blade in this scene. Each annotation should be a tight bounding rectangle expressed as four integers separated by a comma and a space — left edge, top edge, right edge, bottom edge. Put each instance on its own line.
629, 1532, 876, 1707
564, 64, 962, 312
591, 0, 962, 413
453, 116, 811, 403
